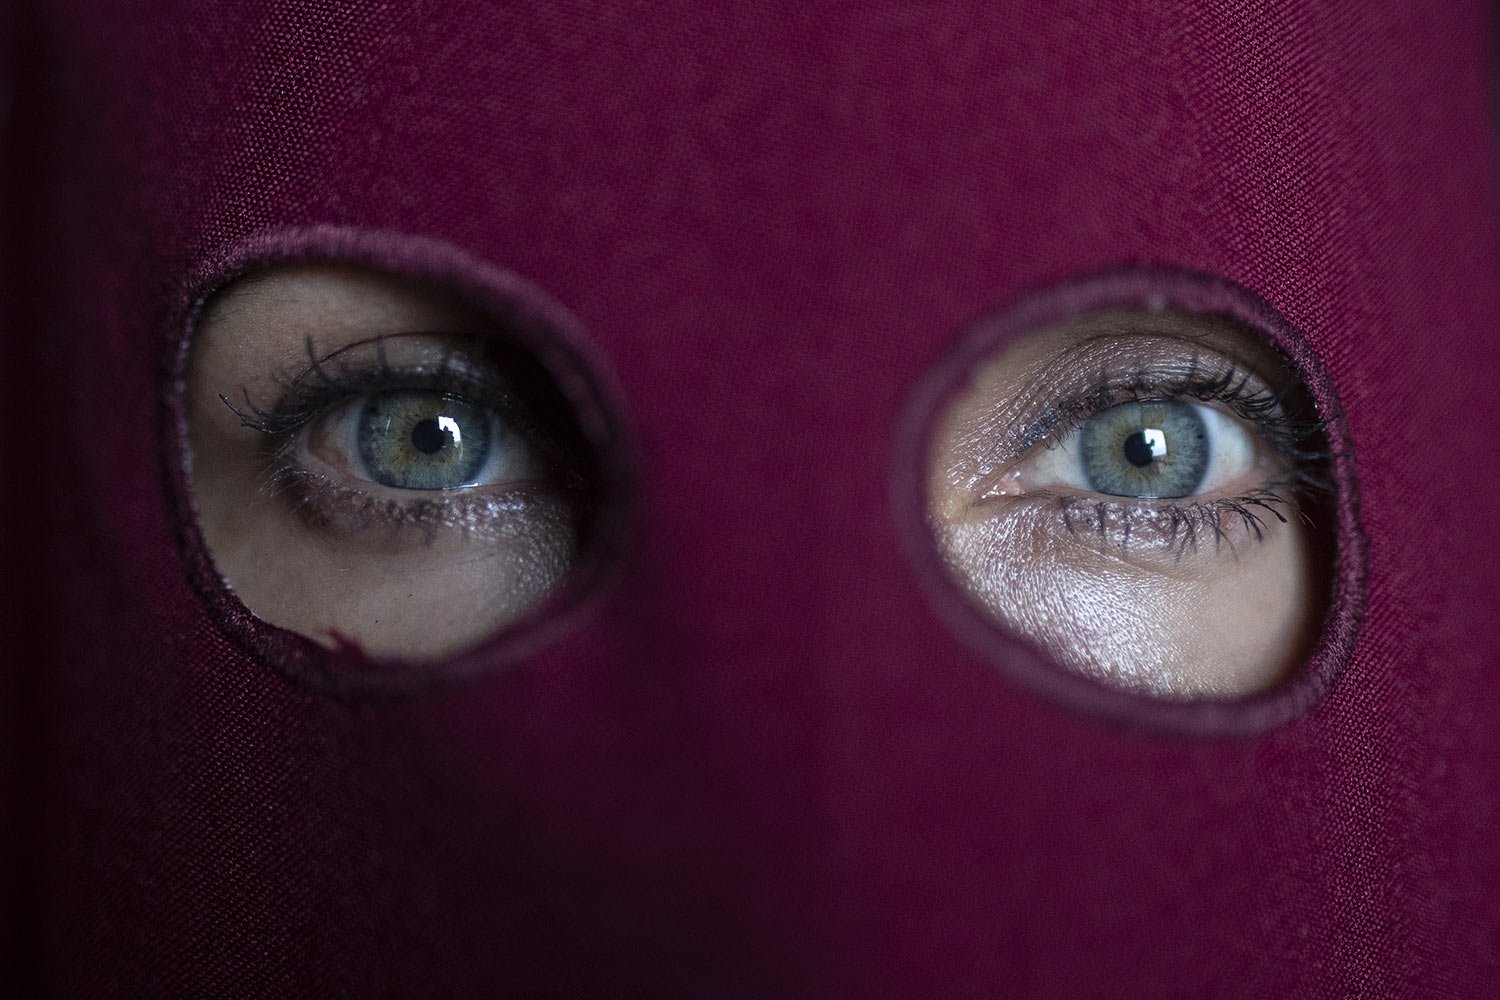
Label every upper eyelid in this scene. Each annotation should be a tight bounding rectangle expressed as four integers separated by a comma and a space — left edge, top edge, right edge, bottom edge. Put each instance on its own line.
220, 332, 543, 441
991, 364, 1334, 510
226, 332, 605, 499
1026, 367, 1284, 449
1013, 364, 1309, 461
278, 332, 505, 411
948, 334, 1284, 460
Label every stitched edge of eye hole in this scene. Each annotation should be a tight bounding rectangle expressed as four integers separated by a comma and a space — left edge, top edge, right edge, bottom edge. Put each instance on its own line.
160, 225, 634, 700
892, 267, 1367, 737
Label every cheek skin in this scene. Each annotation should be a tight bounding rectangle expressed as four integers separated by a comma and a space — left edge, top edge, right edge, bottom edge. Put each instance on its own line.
934, 508, 1317, 698
190, 379, 576, 659
191, 438, 577, 659
184, 266, 583, 661
228, 517, 575, 662
923, 310, 1331, 700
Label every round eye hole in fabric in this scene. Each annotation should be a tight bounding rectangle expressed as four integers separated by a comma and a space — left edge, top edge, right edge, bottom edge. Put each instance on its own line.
906, 273, 1363, 728
178, 260, 621, 688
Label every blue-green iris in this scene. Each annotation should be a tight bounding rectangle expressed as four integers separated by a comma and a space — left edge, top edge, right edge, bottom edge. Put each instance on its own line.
356, 390, 490, 490
1078, 400, 1208, 498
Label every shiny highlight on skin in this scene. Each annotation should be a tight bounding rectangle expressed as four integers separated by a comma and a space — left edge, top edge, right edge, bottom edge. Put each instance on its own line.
187, 266, 587, 661
927, 310, 1329, 699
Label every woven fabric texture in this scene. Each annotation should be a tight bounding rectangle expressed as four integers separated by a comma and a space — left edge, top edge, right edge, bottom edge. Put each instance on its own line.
11, 2, 1500, 996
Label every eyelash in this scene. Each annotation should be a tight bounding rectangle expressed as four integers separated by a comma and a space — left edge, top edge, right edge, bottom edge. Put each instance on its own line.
1042, 484, 1308, 559
219, 336, 565, 538
220, 335, 545, 444
1011, 363, 1331, 556
263, 464, 555, 544
1021, 363, 1324, 460
226, 342, 1323, 554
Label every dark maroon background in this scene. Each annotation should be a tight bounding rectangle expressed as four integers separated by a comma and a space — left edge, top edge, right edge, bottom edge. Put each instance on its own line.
10, 1, 1500, 995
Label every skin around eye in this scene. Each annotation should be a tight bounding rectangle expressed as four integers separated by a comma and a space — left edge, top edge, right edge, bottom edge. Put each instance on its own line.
186, 265, 600, 661
927, 309, 1332, 699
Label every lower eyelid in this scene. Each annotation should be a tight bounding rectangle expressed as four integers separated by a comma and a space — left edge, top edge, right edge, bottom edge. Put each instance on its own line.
916, 301, 1343, 707
267, 464, 571, 546
975, 486, 1301, 567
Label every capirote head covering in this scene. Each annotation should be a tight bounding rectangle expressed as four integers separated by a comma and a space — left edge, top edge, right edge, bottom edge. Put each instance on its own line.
11, 1, 1500, 995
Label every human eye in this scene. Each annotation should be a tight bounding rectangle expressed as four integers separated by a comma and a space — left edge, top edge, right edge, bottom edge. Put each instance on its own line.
925, 308, 1335, 700
183, 264, 612, 674
977, 351, 1324, 556
225, 333, 585, 541
1015, 398, 1259, 502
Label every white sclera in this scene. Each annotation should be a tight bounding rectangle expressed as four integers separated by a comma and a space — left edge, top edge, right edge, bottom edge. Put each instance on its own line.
1025, 402, 1257, 496
924, 309, 1331, 701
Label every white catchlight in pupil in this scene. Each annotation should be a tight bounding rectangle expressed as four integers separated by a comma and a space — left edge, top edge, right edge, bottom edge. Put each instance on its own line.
411, 413, 461, 456
1123, 427, 1168, 468
437, 414, 461, 455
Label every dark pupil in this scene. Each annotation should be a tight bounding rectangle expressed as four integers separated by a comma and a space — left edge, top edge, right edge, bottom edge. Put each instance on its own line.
1122, 430, 1159, 468
411, 418, 450, 455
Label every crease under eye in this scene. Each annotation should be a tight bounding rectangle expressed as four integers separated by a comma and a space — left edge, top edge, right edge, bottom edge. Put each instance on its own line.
924, 306, 1336, 700
951, 335, 1327, 534
185, 265, 611, 665
220, 333, 589, 545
